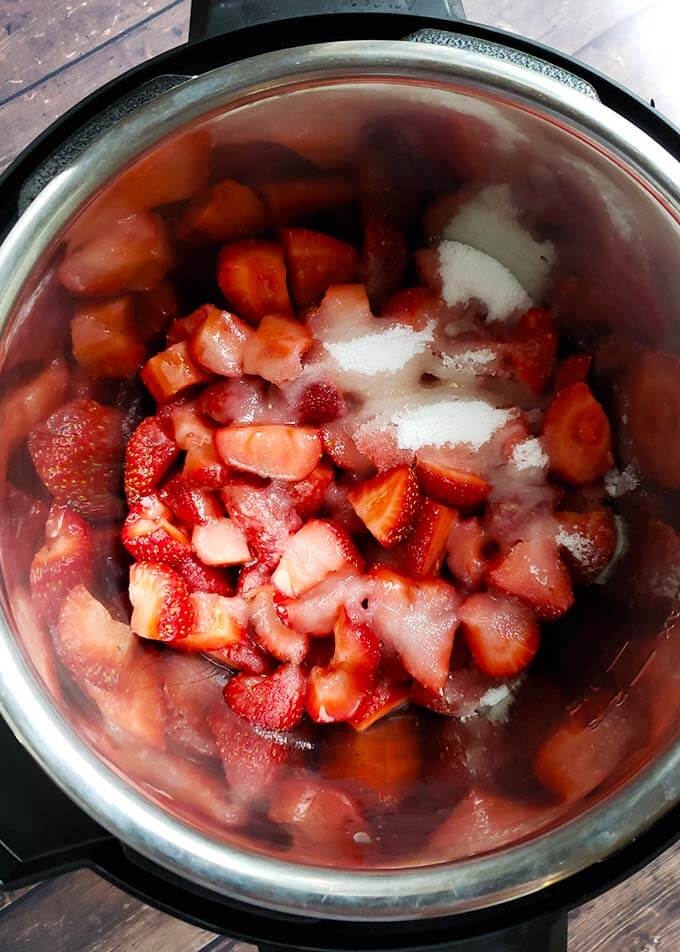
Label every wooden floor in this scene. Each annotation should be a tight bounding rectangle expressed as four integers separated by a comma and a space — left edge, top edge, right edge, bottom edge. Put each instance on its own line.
0, 1, 678, 949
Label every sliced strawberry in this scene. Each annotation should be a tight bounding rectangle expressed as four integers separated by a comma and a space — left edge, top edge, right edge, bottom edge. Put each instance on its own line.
250, 587, 309, 664
173, 554, 233, 596
411, 665, 505, 719
28, 398, 125, 519
623, 349, 680, 488
129, 561, 193, 642
178, 592, 247, 651
215, 424, 322, 481
167, 306, 208, 344
58, 212, 173, 295
189, 305, 254, 377
322, 477, 371, 535
542, 382, 613, 485
135, 280, 178, 341
329, 606, 383, 682
348, 675, 410, 731
361, 215, 408, 312
208, 701, 289, 801
309, 283, 374, 340
192, 517, 251, 566
297, 381, 347, 426
486, 536, 574, 620
415, 453, 491, 508
272, 520, 363, 597
446, 514, 487, 590
159, 473, 222, 526
183, 442, 228, 489
198, 377, 269, 425
555, 507, 617, 584
554, 353, 592, 391
141, 340, 212, 402
225, 662, 307, 731
242, 313, 313, 385
348, 465, 419, 549
460, 591, 540, 677
176, 178, 269, 243
30, 505, 94, 618
321, 421, 374, 475
282, 570, 370, 636
237, 561, 273, 599
380, 287, 442, 330
256, 175, 355, 225
71, 296, 146, 379
403, 498, 457, 579
216, 239, 292, 324
162, 652, 223, 758
169, 401, 213, 448
222, 478, 302, 569
280, 228, 360, 309
122, 494, 191, 564
288, 462, 335, 519
207, 636, 272, 675
503, 308, 557, 393
124, 415, 179, 505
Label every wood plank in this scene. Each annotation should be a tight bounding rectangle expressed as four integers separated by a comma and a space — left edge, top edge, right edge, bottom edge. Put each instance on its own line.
0, 883, 39, 912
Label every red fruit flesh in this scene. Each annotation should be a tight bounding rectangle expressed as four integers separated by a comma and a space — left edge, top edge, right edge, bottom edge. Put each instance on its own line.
124, 416, 179, 505
446, 515, 487, 590
280, 228, 360, 309
623, 349, 680, 488
415, 454, 491, 508
176, 179, 269, 243
503, 308, 557, 393
250, 587, 309, 664
189, 306, 254, 377
71, 296, 146, 379
272, 520, 363, 597
321, 421, 374, 475
542, 382, 613, 485
179, 592, 247, 651
554, 353, 592, 391
135, 280, 178, 341
257, 176, 355, 225
122, 494, 191, 564
460, 591, 540, 677
486, 535, 574, 621
242, 313, 313, 385
555, 507, 617, 584
348, 676, 410, 731
129, 561, 194, 642
216, 240, 292, 324
208, 701, 289, 801
158, 473, 222, 526
199, 377, 269, 425
215, 424, 322, 481
403, 498, 457, 579
141, 340, 212, 403
222, 478, 302, 569
348, 465, 419, 549
225, 662, 307, 731
30, 505, 94, 618
289, 462, 335, 520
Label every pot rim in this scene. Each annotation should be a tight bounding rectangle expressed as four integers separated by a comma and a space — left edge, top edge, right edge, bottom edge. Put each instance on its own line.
0, 39, 678, 921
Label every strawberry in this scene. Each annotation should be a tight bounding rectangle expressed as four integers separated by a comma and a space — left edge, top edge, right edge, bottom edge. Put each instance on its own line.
486, 535, 574, 620
348, 675, 410, 731
415, 453, 491, 508
237, 561, 273, 599
281, 570, 371, 636
71, 296, 146, 379
169, 402, 214, 448
272, 520, 363, 597
135, 280, 178, 341
208, 701, 290, 801
288, 462, 335, 519
158, 473, 222, 525
215, 424, 322, 481
192, 517, 251, 566
503, 308, 557, 393
167, 306, 208, 344
216, 240, 292, 324
446, 514, 487, 590
309, 283, 374, 340
58, 212, 173, 295
183, 442, 228, 489
222, 478, 302, 569
242, 313, 313, 385
28, 398, 125, 519
256, 175, 355, 225
298, 382, 347, 426
208, 637, 273, 675
124, 415, 179, 505
224, 662, 307, 731
30, 505, 94, 618
179, 592, 247, 651
460, 591, 540, 677
4, 486, 48, 574
129, 561, 193, 642
173, 554, 234, 596
623, 349, 680, 488
542, 382, 613, 485
280, 228, 360, 309
321, 421, 374, 475
415, 247, 444, 295
189, 305, 254, 376
554, 353, 592, 391
198, 377, 269, 425
555, 507, 617, 584
411, 666, 504, 719
122, 494, 191, 564
403, 498, 457, 579
323, 478, 371, 535
348, 464, 419, 549
250, 587, 309, 664
141, 340, 212, 402
175, 178, 269, 243
361, 215, 408, 312
161, 652, 222, 759
380, 286, 442, 330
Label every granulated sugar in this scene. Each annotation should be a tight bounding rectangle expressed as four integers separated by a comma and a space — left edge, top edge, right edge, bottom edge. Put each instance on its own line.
512, 437, 549, 471
441, 347, 497, 373
437, 240, 531, 323
325, 321, 434, 374
604, 465, 639, 498
556, 528, 595, 566
391, 398, 510, 451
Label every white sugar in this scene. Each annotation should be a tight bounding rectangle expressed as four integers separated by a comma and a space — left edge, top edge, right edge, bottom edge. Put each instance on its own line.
438, 240, 531, 323
604, 465, 639, 498
556, 529, 595, 565
441, 347, 497, 372
391, 398, 510, 451
324, 321, 434, 374
512, 437, 549, 471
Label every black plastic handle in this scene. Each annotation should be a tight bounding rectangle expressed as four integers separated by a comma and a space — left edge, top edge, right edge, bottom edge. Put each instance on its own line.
189, 0, 466, 43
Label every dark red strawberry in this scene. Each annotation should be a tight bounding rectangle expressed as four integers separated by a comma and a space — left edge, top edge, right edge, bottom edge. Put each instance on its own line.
173, 554, 234, 596
555, 507, 617, 584
216, 239, 292, 324
224, 663, 307, 731
288, 462, 335, 520
176, 178, 269, 243
30, 505, 94, 618
361, 215, 408, 312
135, 280, 178, 341
542, 382, 613, 485
446, 514, 487, 590
348, 465, 419, 548
403, 498, 457, 579
348, 675, 410, 731
622, 349, 680, 488
124, 415, 179, 505
503, 308, 557, 394
280, 228, 360, 309
460, 591, 540, 677
208, 701, 289, 801
486, 535, 574, 620
158, 473, 222, 525
554, 353, 592, 391
129, 561, 193, 642
122, 494, 191, 564
297, 381, 346, 425
256, 175, 355, 225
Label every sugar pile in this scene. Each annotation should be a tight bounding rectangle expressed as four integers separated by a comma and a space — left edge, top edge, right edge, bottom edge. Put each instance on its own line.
555, 528, 596, 566
604, 465, 639, 498
438, 241, 531, 323
390, 398, 511, 452
324, 321, 435, 374
440, 347, 497, 373
512, 437, 549, 471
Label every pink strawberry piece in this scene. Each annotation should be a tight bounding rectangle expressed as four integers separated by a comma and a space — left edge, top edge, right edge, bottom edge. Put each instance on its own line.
415, 453, 491, 508
250, 587, 309, 664
173, 554, 233, 596
297, 381, 347, 426
122, 494, 191, 564
167, 306, 208, 344
237, 560, 272, 599
141, 340, 212, 403
222, 478, 301, 569
179, 592, 247, 651
124, 415, 179, 505
224, 662, 307, 731
161, 652, 222, 759
403, 498, 457, 579
216, 239, 292, 324
129, 561, 194, 642
288, 462, 335, 519
30, 505, 94, 619
460, 591, 541, 677
192, 517, 251, 566
215, 424, 322, 481
208, 636, 273, 675
28, 398, 125, 519
272, 520, 363, 597
446, 515, 487, 590
361, 215, 408, 312
169, 402, 213, 449
189, 305, 254, 376
242, 313, 313, 385
71, 296, 146, 380
321, 421, 374, 476
282, 570, 370, 636
208, 702, 290, 801
280, 228, 361, 309
183, 442, 228, 489
159, 473, 222, 525
198, 377, 269, 425
348, 674, 410, 731
486, 535, 574, 620
348, 464, 419, 549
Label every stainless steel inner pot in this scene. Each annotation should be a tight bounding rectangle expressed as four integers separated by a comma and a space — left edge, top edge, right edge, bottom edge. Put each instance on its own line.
0, 40, 678, 921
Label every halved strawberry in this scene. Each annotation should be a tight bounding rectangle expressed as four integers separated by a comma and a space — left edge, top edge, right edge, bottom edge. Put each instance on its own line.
446, 514, 487, 590
380, 286, 442, 330
198, 377, 269, 426
183, 442, 228, 489
348, 465, 419, 549
167, 306, 208, 344
159, 473, 222, 526
135, 280, 178, 341
288, 462, 335, 520
141, 340, 212, 402
415, 453, 491, 508
256, 175, 355, 225
215, 424, 322, 481
208, 636, 272, 675
272, 520, 363, 597
179, 592, 247, 651
58, 212, 173, 295
222, 478, 302, 569
71, 296, 146, 379
129, 561, 193, 642
173, 554, 233, 596
361, 215, 408, 312
30, 505, 94, 618
208, 701, 290, 802
297, 382, 347, 426
486, 536, 574, 620
122, 494, 191, 564
555, 507, 617, 584
192, 517, 251, 566
280, 228, 360, 309
403, 498, 457, 579
224, 662, 307, 731
28, 398, 125, 519
176, 178, 269, 243
542, 382, 613, 485
321, 421, 374, 475
242, 313, 313, 385
460, 591, 540, 677
124, 415, 179, 505
250, 587, 309, 664
348, 675, 411, 731
554, 353, 592, 391
189, 305, 254, 377
216, 240, 292, 324
623, 349, 680, 488
503, 308, 557, 393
